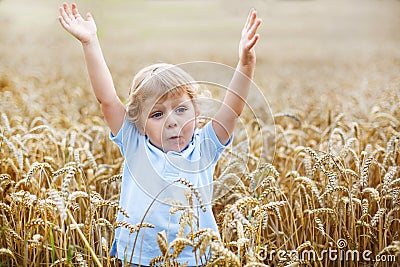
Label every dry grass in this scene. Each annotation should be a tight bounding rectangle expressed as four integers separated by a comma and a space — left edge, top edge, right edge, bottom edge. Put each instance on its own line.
1, 0, 400, 266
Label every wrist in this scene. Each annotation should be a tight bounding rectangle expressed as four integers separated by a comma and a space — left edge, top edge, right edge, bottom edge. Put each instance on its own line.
81, 34, 99, 47
237, 60, 256, 78
239, 56, 256, 68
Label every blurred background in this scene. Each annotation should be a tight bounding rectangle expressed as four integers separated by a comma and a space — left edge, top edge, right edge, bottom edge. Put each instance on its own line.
0, 0, 399, 122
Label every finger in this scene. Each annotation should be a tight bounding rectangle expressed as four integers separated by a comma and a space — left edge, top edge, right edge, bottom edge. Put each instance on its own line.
245, 9, 257, 31
246, 33, 259, 50
64, 2, 75, 20
61, 3, 74, 22
248, 12, 258, 32
58, 15, 70, 30
243, 9, 252, 29
243, 8, 254, 30
246, 18, 262, 41
59, 6, 71, 24
86, 12, 94, 22
62, 2, 71, 17
71, 3, 81, 18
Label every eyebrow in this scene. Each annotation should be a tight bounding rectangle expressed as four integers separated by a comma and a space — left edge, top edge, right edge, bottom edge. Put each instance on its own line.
152, 96, 192, 109
149, 106, 162, 114
151, 103, 166, 110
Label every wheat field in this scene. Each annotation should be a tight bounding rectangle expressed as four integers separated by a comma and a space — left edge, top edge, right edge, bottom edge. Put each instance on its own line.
0, 0, 399, 266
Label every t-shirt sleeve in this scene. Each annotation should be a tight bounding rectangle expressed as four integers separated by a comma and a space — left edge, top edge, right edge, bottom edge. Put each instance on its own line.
109, 118, 141, 156
199, 121, 233, 164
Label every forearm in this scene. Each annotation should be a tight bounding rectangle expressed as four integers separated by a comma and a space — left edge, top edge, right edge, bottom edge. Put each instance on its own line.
213, 62, 255, 144
224, 62, 255, 117
58, 3, 125, 134
212, 9, 260, 144
82, 36, 118, 104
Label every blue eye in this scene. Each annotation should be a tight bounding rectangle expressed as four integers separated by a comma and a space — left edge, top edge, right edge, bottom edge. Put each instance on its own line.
176, 107, 187, 113
151, 112, 163, 118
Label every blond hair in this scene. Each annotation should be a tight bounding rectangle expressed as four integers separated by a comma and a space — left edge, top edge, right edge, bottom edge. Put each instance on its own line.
127, 63, 200, 134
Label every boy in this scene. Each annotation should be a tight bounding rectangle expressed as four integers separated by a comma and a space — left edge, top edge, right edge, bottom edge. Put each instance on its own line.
59, 3, 261, 265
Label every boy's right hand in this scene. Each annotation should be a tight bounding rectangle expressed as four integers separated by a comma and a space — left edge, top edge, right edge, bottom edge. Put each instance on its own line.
58, 2, 97, 45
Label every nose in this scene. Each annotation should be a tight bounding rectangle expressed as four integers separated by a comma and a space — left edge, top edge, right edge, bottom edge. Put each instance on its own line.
165, 113, 178, 128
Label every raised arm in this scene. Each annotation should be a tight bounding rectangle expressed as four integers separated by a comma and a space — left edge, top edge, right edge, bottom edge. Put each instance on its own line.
58, 3, 125, 135
212, 9, 262, 145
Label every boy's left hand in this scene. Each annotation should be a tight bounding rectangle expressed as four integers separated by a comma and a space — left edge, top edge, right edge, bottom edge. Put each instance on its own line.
239, 9, 262, 67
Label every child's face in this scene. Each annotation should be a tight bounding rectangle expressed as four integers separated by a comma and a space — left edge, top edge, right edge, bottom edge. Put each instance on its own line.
144, 92, 197, 153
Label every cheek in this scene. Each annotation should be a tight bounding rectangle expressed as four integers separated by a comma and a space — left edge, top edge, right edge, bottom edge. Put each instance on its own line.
182, 116, 197, 132
145, 120, 161, 137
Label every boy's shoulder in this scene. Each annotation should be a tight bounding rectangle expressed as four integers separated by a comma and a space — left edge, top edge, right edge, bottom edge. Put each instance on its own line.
110, 118, 142, 154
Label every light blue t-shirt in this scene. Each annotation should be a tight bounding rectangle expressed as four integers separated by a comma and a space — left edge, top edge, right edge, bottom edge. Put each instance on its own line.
110, 118, 232, 266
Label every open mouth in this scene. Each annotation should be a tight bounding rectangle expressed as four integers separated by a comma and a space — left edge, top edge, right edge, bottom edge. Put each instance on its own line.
168, 136, 185, 144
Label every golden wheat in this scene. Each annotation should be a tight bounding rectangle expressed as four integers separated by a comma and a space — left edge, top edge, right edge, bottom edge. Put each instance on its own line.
1, 5, 399, 265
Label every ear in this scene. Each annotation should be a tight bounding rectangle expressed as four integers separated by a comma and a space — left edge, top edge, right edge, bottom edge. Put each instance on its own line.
137, 118, 146, 135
